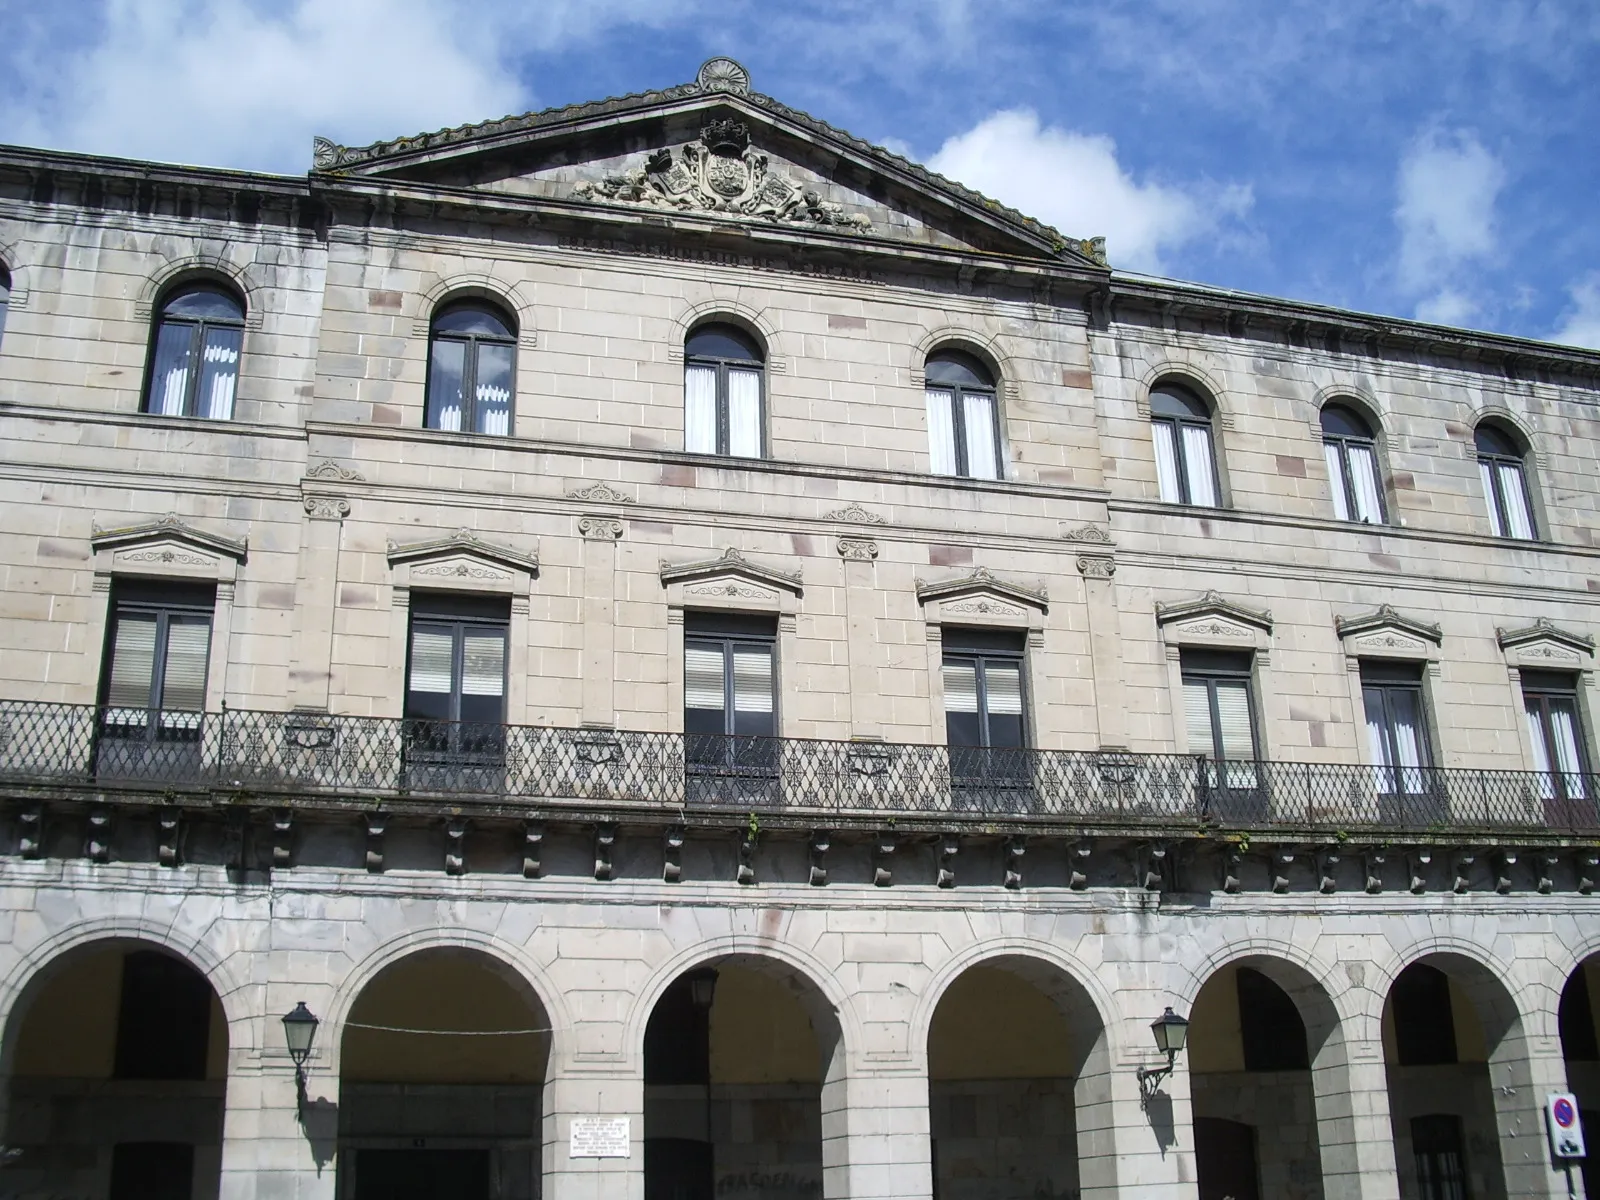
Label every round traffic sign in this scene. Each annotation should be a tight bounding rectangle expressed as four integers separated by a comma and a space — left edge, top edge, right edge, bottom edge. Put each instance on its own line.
1553, 1097, 1577, 1128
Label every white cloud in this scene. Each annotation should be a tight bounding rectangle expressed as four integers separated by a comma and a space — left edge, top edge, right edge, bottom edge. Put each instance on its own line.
925, 109, 1251, 274
1394, 129, 1505, 324
0, 0, 693, 174
1550, 276, 1600, 350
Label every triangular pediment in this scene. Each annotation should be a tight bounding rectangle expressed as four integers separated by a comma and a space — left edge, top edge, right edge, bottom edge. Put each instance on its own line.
916, 567, 1047, 614
1155, 591, 1273, 636
659, 547, 803, 598
387, 529, 538, 579
311, 59, 1106, 268
91, 514, 247, 562
1497, 618, 1593, 663
1335, 605, 1442, 652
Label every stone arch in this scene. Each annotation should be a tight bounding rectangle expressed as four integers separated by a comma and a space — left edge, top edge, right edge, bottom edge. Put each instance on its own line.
1311, 381, 1386, 435
415, 272, 537, 348
134, 253, 264, 329
911, 325, 1018, 396
322, 927, 568, 1079
627, 934, 860, 1074
0, 235, 28, 311
1468, 402, 1538, 457
919, 940, 1122, 1199
1138, 359, 1232, 425
671, 298, 789, 371
0, 914, 256, 1074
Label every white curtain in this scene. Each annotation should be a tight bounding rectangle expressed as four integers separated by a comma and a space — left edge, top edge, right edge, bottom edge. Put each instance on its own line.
685, 365, 718, 454
1497, 461, 1534, 538
727, 368, 762, 457
1324, 443, 1351, 520
197, 328, 240, 420
475, 343, 514, 436
1349, 444, 1384, 523
150, 324, 193, 416
1153, 421, 1182, 502
1182, 424, 1219, 506
428, 340, 466, 432
1529, 697, 1587, 800
1368, 688, 1428, 794
963, 392, 999, 479
926, 388, 957, 476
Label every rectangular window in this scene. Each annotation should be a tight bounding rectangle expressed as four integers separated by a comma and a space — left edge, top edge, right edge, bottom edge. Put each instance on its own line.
1522, 669, 1589, 805
1181, 650, 1259, 792
100, 581, 215, 743
1152, 420, 1219, 506
1480, 459, 1535, 540
1410, 1114, 1469, 1200
405, 594, 508, 762
1325, 441, 1385, 523
943, 629, 1028, 793
926, 388, 1001, 480
685, 613, 777, 773
1361, 661, 1434, 797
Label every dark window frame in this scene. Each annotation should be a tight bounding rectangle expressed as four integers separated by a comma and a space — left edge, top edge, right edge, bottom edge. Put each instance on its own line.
1361, 660, 1437, 799
424, 299, 518, 436
403, 594, 510, 764
1150, 385, 1221, 506
0, 262, 10, 350
1410, 1113, 1470, 1200
925, 350, 1002, 481
1321, 403, 1387, 524
139, 282, 246, 420
98, 581, 216, 745
1474, 423, 1537, 540
941, 629, 1029, 751
1181, 650, 1260, 764
683, 612, 779, 779
684, 323, 766, 459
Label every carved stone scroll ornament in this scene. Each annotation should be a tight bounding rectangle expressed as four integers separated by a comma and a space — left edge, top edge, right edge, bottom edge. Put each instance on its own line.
836, 537, 879, 561
305, 459, 366, 482
578, 516, 625, 541
823, 502, 885, 524
566, 482, 634, 505
574, 119, 871, 232
1076, 554, 1115, 579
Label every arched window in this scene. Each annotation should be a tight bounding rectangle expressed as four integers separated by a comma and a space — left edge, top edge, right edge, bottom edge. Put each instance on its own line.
1474, 422, 1535, 539
1150, 383, 1219, 506
142, 283, 244, 420
0, 264, 10, 349
426, 301, 516, 435
925, 351, 1000, 480
1320, 403, 1385, 523
685, 323, 764, 457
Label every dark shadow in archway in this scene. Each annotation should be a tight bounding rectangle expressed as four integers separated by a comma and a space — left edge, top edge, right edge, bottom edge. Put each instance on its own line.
1, 939, 228, 1200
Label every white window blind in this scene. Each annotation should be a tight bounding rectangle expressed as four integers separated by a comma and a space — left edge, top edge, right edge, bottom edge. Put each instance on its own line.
408, 629, 455, 694
1213, 680, 1255, 760
943, 661, 979, 713
685, 365, 718, 454
106, 615, 158, 718
1181, 424, 1219, 506
159, 620, 211, 712
1153, 421, 1182, 503
984, 661, 1023, 715
962, 392, 999, 480
685, 645, 725, 711
727, 368, 762, 457
731, 647, 773, 713
461, 632, 505, 697
926, 388, 957, 476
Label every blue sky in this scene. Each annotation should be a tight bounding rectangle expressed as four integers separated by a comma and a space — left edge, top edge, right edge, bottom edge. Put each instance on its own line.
3, 0, 1598, 348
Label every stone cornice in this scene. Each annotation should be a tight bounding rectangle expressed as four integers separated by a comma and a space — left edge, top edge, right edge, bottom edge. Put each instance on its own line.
386, 528, 539, 575
1335, 604, 1443, 646
658, 546, 803, 596
1154, 591, 1273, 634
1497, 618, 1595, 655
915, 567, 1048, 612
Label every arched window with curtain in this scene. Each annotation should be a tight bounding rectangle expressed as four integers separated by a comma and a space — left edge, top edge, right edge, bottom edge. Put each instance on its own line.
684, 323, 764, 457
1474, 422, 1535, 539
1150, 383, 1219, 506
425, 300, 516, 436
1320, 402, 1385, 523
925, 350, 1000, 480
141, 283, 244, 420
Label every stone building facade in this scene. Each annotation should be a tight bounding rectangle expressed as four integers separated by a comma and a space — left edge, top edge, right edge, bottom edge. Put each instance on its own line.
0, 56, 1597, 1200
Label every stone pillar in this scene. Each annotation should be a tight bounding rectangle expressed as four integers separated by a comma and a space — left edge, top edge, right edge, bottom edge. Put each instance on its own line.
1075, 548, 1125, 749
1489, 1029, 1582, 1200
822, 1066, 931, 1200
838, 536, 883, 740
1080, 1055, 1197, 1200
578, 516, 623, 728
218, 1053, 337, 1200
542, 1066, 644, 1200
1311, 1037, 1403, 1200
287, 494, 348, 711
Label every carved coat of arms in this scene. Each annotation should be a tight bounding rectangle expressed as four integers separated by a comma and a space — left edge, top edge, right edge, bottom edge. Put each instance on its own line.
575, 119, 870, 232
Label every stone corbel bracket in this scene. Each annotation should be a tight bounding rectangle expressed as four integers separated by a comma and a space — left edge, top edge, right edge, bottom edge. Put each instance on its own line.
663, 826, 684, 883
1314, 848, 1340, 894
1138, 842, 1168, 892
1492, 848, 1516, 894
364, 814, 386, 873
594, 823, 617, 881
937, 834, 959, 888
17, 805, 43, 859
737, 828, 756, 885
1406, 849, 1431, 895
86, 807, 113, 864
1004, 836, 1026, 890
158, 810, 183, 867
272, 809, 294, 869
523, 821, 545, 880
444, 817, 467, 876
809, 830, 830, 886
873, 832, 897, 887
1453, 850, 1477, 894
1068, 840, 1091, 890
1269, 847, 1294, 894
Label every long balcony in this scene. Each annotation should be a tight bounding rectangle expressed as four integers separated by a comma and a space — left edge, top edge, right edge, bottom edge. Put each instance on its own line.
0, 700, 1594, 839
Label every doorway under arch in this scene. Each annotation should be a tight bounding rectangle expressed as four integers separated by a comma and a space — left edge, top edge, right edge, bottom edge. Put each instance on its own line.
2, 939, 228, 1199
925, 956, 1114, 1200
337, 946, 550, 1200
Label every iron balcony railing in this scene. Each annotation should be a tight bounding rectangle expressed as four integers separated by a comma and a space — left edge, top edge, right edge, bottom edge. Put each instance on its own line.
0, 700, 1595, 835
